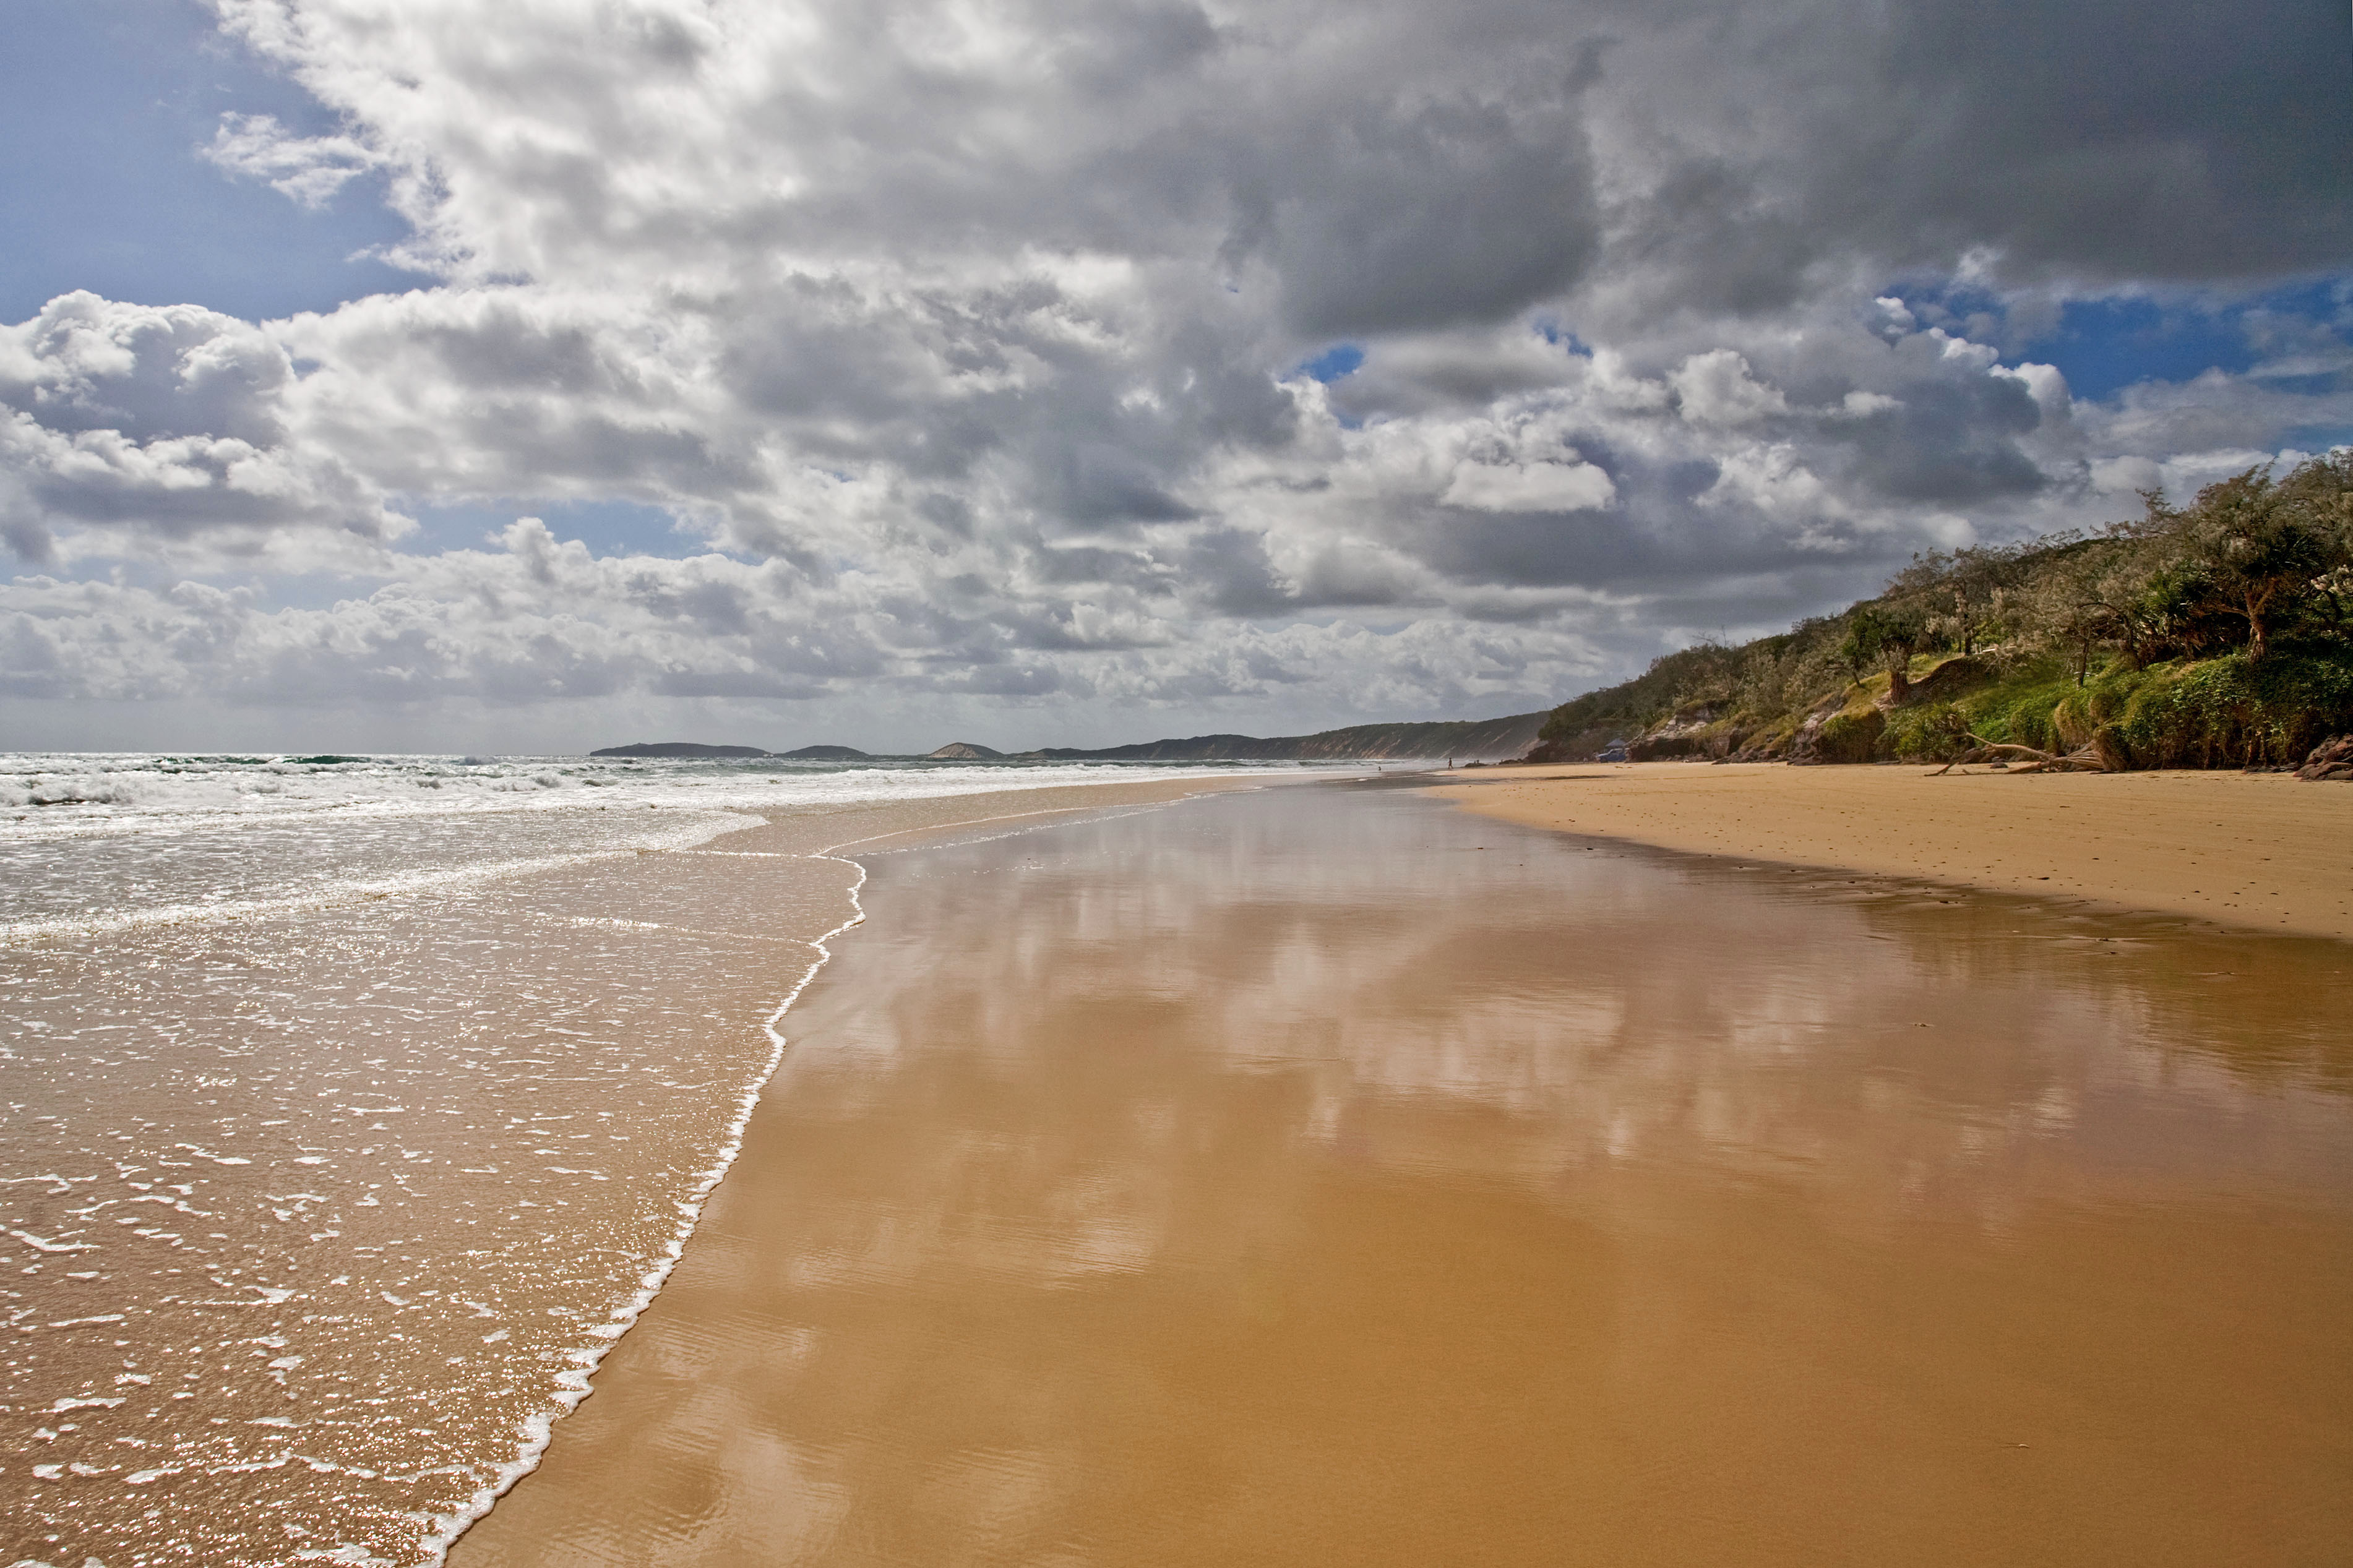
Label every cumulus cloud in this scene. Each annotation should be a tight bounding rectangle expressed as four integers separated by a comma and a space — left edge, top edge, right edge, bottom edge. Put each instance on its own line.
1669, 352, 1790, 427
1442, 460, 1616, 513
2, 0, 2347, 744
0, 293, 408, 568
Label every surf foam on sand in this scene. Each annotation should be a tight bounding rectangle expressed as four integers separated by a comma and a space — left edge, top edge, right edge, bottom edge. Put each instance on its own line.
0, 755, 1278, 1567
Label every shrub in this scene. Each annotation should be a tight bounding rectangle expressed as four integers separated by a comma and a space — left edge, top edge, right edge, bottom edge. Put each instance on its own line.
1538, 451, 2352, 768
1959, 672, 2076, 752
1881, 701, 1969, 761
2117, 649, 2353, 766
1814, 708, 1886, 763
2049, 666, 2148, 747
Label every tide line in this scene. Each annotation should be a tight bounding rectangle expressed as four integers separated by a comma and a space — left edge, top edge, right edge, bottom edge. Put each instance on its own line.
817, 783, 1260, 858
418, 847, 870, 1565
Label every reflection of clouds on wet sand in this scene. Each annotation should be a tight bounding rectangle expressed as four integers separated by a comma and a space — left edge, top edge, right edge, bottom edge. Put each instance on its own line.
836, 788, 2353, 1245
454, 783, 2353, 1568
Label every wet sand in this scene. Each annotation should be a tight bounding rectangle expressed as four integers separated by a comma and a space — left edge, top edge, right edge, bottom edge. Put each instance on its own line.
1435, 762, 2353, 940
0, 773, 1264, 1567
453, 782, 2353, 1567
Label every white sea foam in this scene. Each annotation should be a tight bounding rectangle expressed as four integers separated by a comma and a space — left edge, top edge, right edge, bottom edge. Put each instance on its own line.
0, 751, 1279, 941
416, 849, 875, 1562
1, 753, 1285, 1565
0, 751, 1273, 840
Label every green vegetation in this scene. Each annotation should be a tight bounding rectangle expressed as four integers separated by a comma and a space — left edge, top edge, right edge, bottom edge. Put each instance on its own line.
1535, 452, 2353, 768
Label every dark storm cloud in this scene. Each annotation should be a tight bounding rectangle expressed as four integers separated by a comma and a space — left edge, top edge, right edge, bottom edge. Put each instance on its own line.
1234, 92, 1602, 337
1838, 379, 2050, 505
1029, 542, 1173, 590
1411, 486, 1808, 596
1869, 0, 2353, 278
1041, 443, 1197, 527
1578, 0, 2352, 322
1177, 525, 1295, 616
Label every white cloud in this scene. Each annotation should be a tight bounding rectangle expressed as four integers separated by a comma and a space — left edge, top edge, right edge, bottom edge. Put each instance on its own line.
2088, 455, 2164, 495
1, 0, 2345, 745
0, 293, 408, 568
1441, 459, 1615, 512
204, 113, 388, 209
1994, 361, 2071, 418
1669, 351, 1790, 426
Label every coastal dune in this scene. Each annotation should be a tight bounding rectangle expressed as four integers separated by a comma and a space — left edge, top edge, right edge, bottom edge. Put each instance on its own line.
1437, 761, 2353, 940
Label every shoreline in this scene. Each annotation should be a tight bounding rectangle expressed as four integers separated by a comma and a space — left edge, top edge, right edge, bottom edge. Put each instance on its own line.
440, 781, 2353, 1567
416, 841, 877, 1565
429, 769, 1302, 1563
1431, 761, 2353, 941
0, 764, 1308, 1568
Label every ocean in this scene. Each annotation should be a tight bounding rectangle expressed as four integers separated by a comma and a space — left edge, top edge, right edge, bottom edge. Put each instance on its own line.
0, 752, 1275, 1567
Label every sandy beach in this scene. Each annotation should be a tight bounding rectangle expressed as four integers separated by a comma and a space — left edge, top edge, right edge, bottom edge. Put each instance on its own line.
0, 767, 1280, 1567
452, 781, 2353, 1567
1435, 761, 2353, 940
15, 4, 2347, 1566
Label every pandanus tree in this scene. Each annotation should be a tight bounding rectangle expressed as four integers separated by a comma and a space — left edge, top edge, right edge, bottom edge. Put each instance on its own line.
2179, 466, 2344, 662
1889, 544, 2031, 658
1839, 599, 1930, 702
2036, 544, 2149, 681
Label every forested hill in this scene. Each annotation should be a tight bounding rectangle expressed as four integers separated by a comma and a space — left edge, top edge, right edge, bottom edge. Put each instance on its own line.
1032, 711, 1547, 763
1531, 453, 2353, 770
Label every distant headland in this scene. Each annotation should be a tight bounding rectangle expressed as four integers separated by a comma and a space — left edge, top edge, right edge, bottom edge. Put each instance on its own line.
588, 712, 1547, 766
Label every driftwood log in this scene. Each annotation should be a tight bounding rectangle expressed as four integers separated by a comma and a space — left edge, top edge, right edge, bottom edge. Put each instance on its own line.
1930, 733, 2115, 776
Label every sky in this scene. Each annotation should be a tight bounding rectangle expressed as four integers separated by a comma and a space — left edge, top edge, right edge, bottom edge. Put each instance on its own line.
2, 0, 2349, 755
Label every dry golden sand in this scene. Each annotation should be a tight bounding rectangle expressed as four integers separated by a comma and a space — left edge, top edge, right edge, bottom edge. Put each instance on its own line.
1435, 761, 2353, 940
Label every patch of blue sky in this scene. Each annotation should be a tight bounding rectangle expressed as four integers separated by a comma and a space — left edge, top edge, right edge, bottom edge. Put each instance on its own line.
2279, 423, 2353, 458
396, 498, 718, 560
1531, 318, 1591, 356
0, 0, 421, 325
2032, 297, 2262, 400
1883, 274, 2352, 403
1299, 343, 1364, 382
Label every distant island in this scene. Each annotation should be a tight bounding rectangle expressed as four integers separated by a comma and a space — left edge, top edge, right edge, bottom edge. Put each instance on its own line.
590, 742, 771, 760
780, 745, 874, 760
